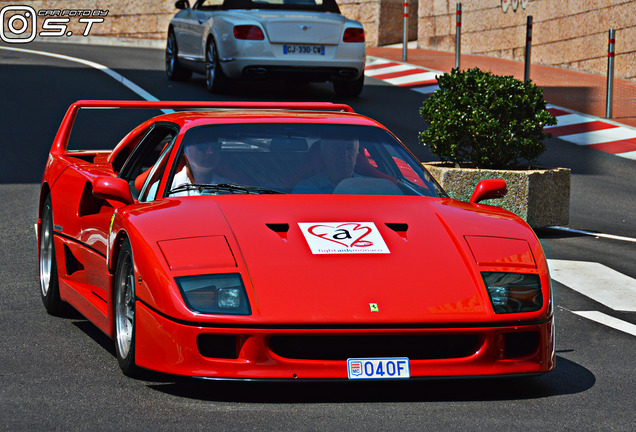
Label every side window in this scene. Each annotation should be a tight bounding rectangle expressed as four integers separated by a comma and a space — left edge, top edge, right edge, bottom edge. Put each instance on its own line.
139, 142, 174, 202
118, 124, 178, 199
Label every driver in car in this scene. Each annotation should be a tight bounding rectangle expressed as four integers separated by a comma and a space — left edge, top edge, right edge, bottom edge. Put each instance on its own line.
174, 139, 229, 185
170, 133, 231, 196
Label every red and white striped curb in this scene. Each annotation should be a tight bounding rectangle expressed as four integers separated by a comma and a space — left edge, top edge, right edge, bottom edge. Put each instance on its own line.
365, 56, 636, 161
365, 57, 440, 91
544, 106, 636, 160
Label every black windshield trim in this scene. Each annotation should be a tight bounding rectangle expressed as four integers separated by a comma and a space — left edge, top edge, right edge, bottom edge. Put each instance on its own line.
169, 183, 285, 195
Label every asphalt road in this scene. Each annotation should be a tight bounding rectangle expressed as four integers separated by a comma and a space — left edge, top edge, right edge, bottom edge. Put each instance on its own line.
0, 41, 634, 431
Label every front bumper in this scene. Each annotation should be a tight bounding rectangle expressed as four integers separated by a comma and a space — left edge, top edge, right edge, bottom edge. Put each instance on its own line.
135, 302, 555, 380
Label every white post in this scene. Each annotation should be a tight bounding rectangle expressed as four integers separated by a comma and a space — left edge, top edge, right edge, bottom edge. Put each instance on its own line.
402, 1, 409, 61
606, 29, 615, 118
455, 3, 462, 69
524, 16, 533, 83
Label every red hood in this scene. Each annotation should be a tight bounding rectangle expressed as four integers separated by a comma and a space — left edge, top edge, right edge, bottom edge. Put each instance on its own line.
128, 195, 541, 324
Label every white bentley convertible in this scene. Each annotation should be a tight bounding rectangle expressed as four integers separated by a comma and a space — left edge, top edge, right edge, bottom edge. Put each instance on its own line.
167, 0, 367, 96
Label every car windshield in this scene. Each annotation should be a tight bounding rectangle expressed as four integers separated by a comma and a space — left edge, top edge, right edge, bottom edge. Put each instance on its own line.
166, 123, 446, 197
197, 0, 341, 13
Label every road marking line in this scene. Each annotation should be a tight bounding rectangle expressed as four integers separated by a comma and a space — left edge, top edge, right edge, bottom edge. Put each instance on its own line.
548, 226, 636, 243
547, 259, 636, 312
573, 311, 636, 337
0, 45, 171, 113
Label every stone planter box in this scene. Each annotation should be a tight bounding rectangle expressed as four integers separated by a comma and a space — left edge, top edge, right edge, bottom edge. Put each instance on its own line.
423, 162, 571, 228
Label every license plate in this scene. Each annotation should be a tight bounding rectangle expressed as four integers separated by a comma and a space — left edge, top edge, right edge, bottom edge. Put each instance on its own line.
283, 44, 325, 55
347, 358, 410, 380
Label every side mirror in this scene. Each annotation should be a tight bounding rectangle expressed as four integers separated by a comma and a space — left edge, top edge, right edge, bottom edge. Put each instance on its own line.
175, 0, 190, 10
93, 177, 134, 205
469, 179, 507, 204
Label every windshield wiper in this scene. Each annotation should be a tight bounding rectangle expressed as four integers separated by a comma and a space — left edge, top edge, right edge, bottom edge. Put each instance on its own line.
169, 183, 285, 195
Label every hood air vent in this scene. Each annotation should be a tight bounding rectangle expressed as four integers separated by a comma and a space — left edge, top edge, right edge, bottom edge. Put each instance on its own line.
266, 223, 290, 241
266, 223, 289, 233
385, 223, 409, 240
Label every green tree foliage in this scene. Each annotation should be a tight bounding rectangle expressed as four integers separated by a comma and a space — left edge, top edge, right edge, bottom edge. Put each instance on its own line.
419, 68, 557, 169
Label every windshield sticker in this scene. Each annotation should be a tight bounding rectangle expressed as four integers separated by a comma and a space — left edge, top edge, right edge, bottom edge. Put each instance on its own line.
298, 222, 390, 254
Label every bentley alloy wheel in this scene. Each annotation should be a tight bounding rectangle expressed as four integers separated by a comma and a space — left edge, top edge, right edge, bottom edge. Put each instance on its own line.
205, 37, 227, 92
166, 30, 191, 81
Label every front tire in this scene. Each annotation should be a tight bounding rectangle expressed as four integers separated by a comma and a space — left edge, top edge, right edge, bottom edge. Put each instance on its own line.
166, 30, 192, 81
114, 238, 138, 377
333, 74, 364, 98
205, 37, 228, 93
39, 195, 70, 316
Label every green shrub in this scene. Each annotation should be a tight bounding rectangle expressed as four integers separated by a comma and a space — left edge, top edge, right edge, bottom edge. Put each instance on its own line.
419, 68, 557, 169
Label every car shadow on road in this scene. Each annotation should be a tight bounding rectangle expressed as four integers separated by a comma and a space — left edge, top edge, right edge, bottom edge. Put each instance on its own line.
174, 75, 343, 102
144, 355, 595, 403
71, 318, 117, 357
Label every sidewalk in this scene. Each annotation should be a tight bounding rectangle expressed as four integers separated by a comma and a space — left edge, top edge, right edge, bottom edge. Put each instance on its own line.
367, 46, 636, 160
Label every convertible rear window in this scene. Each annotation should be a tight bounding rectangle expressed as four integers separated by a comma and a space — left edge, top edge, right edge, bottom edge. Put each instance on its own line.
197, 0, 341, 13
164, 123, 446, 198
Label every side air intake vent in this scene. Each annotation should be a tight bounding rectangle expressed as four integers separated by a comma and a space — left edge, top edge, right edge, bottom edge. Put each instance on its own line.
78, 182, 113, 217
63, 244, 84, 276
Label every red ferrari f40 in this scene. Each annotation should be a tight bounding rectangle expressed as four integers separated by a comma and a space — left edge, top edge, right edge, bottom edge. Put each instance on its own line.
37, 100, 554, 380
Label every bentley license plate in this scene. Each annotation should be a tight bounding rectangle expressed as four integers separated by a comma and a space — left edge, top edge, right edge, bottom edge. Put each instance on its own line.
347, 358, 410, 380
283, 44, 325, 55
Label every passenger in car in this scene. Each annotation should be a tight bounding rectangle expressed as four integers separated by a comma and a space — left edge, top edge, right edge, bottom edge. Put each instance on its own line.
292, 136, 360, 194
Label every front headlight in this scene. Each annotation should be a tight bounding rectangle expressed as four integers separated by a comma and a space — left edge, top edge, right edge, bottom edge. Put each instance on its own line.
175, 273, 251, 315
481, 272, 542, 314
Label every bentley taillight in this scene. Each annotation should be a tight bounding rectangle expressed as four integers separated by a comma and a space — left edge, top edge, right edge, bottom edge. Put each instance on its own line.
233, 25, 265, 40
343, 27, 365, 43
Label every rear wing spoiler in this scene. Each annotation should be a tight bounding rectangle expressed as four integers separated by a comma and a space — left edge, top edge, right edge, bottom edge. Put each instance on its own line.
51, 100, 355, 155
